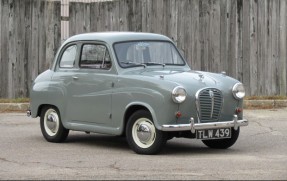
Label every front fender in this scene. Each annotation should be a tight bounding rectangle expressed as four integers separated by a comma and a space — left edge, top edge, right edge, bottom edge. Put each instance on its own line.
124, 101, 161, 130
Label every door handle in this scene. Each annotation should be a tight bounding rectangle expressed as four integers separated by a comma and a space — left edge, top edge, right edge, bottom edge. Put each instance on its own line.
73, 76, 79, 80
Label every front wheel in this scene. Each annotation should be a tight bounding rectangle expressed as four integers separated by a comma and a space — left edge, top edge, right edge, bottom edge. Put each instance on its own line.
202, 127, 240, 149
126, 110, 167, 155
40, 106, 69, 143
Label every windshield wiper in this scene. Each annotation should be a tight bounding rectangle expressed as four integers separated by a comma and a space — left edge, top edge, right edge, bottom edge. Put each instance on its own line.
120, 61, 146, 68
144, 62, 166, 67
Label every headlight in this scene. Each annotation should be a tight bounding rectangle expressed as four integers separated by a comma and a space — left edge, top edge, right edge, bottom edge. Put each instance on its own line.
232, 83, 245, 100
172, 86, 187, 103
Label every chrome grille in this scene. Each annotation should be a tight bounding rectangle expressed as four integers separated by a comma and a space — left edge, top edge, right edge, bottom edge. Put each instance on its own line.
196, 88, 223, 122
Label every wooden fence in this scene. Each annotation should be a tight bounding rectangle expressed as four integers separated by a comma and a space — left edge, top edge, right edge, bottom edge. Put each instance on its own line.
0, 0, 287, 98
0, 0, 61, 98
69, 0, 287, 96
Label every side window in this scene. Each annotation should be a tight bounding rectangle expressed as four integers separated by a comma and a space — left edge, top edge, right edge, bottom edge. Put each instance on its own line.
59, 45, 77, 68
80, 44, 111, 69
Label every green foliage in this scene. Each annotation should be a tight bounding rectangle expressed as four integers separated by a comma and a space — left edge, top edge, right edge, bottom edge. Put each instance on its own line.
0, 98, 30, 103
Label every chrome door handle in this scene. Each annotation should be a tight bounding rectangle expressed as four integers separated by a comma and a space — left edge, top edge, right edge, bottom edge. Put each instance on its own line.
73, 76, 79, 80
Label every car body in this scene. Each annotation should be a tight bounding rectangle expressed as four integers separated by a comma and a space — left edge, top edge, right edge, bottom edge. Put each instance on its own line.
28, 32, 248, 154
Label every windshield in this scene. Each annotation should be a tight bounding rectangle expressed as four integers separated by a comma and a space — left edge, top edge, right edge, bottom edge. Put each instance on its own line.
114, 41, 185, 68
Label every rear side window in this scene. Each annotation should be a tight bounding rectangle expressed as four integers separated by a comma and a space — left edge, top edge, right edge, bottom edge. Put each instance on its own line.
59, 45, 77, 68
80, 44, 111, 69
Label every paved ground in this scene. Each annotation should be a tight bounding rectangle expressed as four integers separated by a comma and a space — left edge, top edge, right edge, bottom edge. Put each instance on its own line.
0, 108, 286, 180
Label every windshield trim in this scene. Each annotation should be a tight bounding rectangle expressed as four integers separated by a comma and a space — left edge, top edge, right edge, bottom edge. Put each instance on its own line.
113, 40, 186, 69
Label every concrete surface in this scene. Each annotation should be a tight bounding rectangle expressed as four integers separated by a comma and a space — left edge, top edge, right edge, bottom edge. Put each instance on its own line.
0, 103, 29, 112
0, 108, 287, 180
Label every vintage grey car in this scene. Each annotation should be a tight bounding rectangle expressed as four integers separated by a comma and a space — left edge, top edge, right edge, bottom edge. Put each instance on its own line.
27, 32, 248, 154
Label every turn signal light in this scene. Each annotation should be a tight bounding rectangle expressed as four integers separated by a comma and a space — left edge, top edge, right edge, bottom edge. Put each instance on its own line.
236, 108, 242, 113
176, 111, 182, 118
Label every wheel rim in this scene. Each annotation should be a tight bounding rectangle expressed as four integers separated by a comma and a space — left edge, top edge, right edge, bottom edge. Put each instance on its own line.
132, 118, 156, 148
44, 109, 60, 136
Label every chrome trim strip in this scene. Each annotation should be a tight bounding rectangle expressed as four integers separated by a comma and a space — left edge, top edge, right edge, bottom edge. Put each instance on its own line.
27, 110, 31, 117
162, 115, 248, 133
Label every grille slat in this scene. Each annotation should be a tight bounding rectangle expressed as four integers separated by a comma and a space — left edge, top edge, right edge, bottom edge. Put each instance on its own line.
196, 88, 223, 122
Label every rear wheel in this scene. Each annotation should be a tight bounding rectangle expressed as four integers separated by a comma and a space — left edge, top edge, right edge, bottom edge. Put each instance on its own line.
126, 110, 167, 155
202, 127, 240, 149
40, 106, 69, 143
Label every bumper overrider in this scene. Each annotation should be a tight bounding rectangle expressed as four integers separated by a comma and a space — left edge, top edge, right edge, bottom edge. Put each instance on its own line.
162, 115, 248, 133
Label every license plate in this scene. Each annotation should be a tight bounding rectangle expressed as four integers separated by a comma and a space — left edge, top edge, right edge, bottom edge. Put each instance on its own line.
196, 128, 231, 139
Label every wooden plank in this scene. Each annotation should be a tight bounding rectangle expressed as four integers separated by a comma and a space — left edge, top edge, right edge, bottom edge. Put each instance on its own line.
169, 0, 177, 45
45, 0, 54, 70
210, 0, 221, 73
12, 0, 20, 98
45, 0, 60, 70
145, 0, 153, 32
98, 1, 107, 31
242, 0, 250, 96
14, 0, 22, 98
75, 3, 82, 34
220, 0, 228, 73
0, 0, 3, 97
177, 0, 186, 57
110, 0, 120, 31
236, 0, 243, 82
279, 0, 287, 95
134, 0, 142, 32
191, 0, 201, 70
228, 0, 237, 78
199, 0, 211, 71
184, 0, 192, 66
257, 0, 266, 95
18, 0, 26, 97
53, 1, 61, 58
69, 2, 75, 36
265, 0, 271, 95
271, 0, 280, 95
30, 0, 40, 90
141, 0, 148, 32
155, 0, 163, 34
8, 0, 16, 98
249, 0, 258, 96
84, 2, 90, 32
119, 0, 128, 31
24, 0, 32, 97
90, 2, 98, 32
38, 0, 46, 73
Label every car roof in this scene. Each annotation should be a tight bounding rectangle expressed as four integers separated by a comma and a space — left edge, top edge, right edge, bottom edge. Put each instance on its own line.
63, 32, 172, 45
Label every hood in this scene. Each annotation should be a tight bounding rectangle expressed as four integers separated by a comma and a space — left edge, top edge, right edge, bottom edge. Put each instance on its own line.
131, 68, 240, 94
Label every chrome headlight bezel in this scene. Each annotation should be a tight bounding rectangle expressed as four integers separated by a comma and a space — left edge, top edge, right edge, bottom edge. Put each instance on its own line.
232, 83, 245, 100
172, 86, 187, 103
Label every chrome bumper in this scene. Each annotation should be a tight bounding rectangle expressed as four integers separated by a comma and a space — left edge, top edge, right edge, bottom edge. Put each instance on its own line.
162, 115, 248, 133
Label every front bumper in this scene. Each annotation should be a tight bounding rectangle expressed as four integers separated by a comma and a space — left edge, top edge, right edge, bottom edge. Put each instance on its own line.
162, 115, 248, 133
27, 110, 31, 117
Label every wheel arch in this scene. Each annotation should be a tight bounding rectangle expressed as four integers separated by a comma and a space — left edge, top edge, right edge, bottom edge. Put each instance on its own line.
37, 104, 60, 117
122, 102, 160, 135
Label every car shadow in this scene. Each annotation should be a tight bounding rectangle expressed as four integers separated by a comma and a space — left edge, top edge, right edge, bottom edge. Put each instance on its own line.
65, 133, 130, 151
62, 132, 244, 155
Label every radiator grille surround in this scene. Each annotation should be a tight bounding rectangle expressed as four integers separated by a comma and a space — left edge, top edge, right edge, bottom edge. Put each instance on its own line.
195, 88, 223, 122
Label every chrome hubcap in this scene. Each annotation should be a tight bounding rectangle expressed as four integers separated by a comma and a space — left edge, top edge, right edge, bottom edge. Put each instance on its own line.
137, 123, 152, 143
44, 109, 60, 136
47, 114, 57, 131
132, 118, 156, 148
